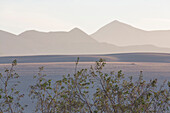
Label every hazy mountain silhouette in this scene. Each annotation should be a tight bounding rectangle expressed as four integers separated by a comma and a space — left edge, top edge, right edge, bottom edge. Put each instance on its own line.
0, 30, 34, 56
1, 21, 170, 56
0, 28, 118, 56
91, 20, 170, 48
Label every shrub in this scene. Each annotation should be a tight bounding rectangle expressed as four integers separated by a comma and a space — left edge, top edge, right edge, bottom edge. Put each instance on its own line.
0, 60, 26, 113
29, 58, 170, 113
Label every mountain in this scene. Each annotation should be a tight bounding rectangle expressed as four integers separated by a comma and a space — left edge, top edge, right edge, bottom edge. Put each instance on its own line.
91, 20, 170, 48
0, 28, 120, 56
0, 30, 30, 56
1, 24, 170, 56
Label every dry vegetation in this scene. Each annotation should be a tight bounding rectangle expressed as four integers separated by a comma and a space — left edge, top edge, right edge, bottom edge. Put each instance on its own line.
0, 59, 169, 113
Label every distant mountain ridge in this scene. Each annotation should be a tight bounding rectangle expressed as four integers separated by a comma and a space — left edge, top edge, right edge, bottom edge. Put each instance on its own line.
91, 20, 170, 47
1, 20, 170, 56
0, 28, 117, 56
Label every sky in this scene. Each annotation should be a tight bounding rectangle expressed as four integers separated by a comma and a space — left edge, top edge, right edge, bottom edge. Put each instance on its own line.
1, 0, 170, 35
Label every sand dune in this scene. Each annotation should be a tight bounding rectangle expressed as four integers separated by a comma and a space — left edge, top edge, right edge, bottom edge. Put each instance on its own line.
1, 53, 170, 64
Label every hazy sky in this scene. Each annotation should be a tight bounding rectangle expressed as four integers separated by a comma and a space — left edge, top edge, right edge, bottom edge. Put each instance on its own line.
1, 0, 170, 34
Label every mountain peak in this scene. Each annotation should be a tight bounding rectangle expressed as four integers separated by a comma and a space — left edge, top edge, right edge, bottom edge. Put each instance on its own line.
109, 20, 130, 26
112, 20, 122, 23
69, 27, 89, 35
18, 30, 44, 36
92, 20, 144, 35
19, 30, 38, 34
69, 27, 83, 32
